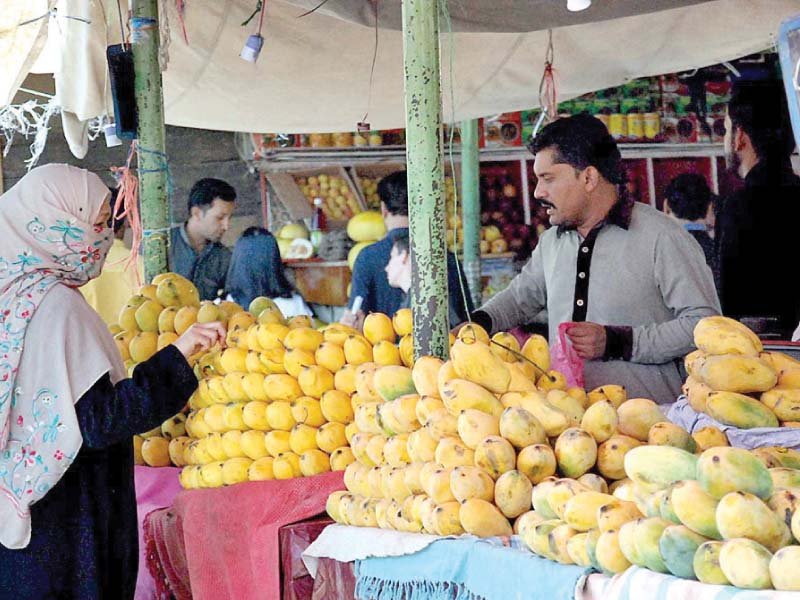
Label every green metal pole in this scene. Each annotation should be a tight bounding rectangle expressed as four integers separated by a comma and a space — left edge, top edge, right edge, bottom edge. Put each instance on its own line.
460, 119, 482, 309
132, 0, 169, 282
402, 0, 449, 360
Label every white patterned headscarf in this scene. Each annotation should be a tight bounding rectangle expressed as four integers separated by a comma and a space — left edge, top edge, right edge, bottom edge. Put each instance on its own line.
0, 164, 122, 549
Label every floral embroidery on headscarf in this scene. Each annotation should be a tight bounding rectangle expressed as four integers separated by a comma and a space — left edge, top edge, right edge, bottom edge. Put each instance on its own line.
0, 164, 114, 548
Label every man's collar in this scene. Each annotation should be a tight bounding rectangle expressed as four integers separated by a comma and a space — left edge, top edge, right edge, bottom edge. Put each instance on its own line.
556, 189, 634, 237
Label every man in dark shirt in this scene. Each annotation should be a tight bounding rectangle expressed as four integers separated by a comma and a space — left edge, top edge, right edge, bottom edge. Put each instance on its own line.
341, 170, 472, 328
169, 178, 236, 301
716, 80, 800, 338
385, 231, 467, 327
664, 173, 720, 291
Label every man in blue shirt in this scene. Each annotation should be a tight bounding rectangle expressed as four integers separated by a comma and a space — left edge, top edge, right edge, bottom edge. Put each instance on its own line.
341, 170, 472, 328
169, 178, 236, 300
663, 173, 719, 292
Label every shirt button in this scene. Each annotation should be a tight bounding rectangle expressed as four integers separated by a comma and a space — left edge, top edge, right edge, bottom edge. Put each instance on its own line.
581, 247, 589, 254
578, 272, 586, 279
576, 299, 584, 307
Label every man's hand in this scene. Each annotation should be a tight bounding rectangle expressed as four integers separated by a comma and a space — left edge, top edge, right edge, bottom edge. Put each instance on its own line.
450, 322, 469, 336
565, 321, 606, 360
173, 322, 227, 359
340, 310, 365, 330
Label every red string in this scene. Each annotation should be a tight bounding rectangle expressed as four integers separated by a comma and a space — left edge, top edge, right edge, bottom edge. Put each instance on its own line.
176, 0, 189, 44
110, 142, 144, 287
542, 63, 557, 120
258, 0, 266, 33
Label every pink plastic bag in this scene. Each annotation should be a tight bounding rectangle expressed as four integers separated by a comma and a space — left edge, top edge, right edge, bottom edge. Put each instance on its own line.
550, 322, 585, 388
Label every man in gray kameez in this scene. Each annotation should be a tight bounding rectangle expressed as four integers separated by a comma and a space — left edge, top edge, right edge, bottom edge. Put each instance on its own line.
469, 115, 720, 403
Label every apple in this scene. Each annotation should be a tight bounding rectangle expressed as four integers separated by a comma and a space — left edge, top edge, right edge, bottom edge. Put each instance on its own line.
509, 238, 526, 253
502, 183, 517, 198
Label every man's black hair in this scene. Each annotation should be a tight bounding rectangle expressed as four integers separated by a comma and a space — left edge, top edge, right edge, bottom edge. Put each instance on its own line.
188, 178, 236, 212
241, 226, 271, 238
529, 114, 626, 185
392, 231, 410, 255
378, 171, 409, 217
665, 173, 712, 221
728, 80, 796, 161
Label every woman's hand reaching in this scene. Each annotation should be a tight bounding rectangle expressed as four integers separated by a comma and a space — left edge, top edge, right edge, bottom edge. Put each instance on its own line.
172, 322, 227, 360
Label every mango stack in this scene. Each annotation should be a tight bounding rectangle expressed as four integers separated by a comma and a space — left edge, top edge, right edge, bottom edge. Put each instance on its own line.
177, 306, 421, 489
326, 325, 720, 543
109, 272, 203, 469
526, 443, 800, 591
684, 316, 800, 429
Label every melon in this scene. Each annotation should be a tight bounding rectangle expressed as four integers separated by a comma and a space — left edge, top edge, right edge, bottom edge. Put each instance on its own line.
348, 241, 375, 270
278, 222, 309, 240
347, 211, 386, 242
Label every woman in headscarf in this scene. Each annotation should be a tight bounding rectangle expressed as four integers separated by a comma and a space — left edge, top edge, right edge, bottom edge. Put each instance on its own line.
0, 164, 224, 598
225, 226, 312, 317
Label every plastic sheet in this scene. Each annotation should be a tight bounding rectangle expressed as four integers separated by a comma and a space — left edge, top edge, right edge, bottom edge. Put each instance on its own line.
280, 517, 333, 600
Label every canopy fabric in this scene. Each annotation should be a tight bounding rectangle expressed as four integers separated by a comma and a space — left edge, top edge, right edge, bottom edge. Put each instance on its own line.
163, 0, 795, 132
0, 0, 52, 107
2, 0, 798, 136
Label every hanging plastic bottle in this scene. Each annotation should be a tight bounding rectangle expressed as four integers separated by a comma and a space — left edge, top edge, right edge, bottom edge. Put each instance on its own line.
310, 197, 327, 251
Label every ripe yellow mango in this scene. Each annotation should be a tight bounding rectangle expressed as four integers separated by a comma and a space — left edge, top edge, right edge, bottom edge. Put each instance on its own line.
474, 435, 516, 479
499, 406, 546, 448
494, 470, 533, 519
761, 388, 800, 422
521, 334, 550, 373
563, 491, 617, 532
693, 315, 762, 356
647, 422, 696, 453
597, 435, 641, 481
682, 375, 712, 413
451, 338, 511, 394
440, 378, 503, 418
554, 428, 597, 479
517, 444, 557, 484
587, 384, 627, 409
692, 426, 728, 452
363, 312, 396, 345
450, 466, 495, 503
697, 354, 777, 393
719, 538, 773, 590
459, 498, 513, 538
616, 398, 665, 442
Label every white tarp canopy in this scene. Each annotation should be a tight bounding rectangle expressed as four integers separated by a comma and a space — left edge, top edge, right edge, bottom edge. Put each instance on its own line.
2, 0, 799, 136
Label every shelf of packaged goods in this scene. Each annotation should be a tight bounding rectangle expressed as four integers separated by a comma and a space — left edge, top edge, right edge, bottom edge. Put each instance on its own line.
252, 143, 725, 171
